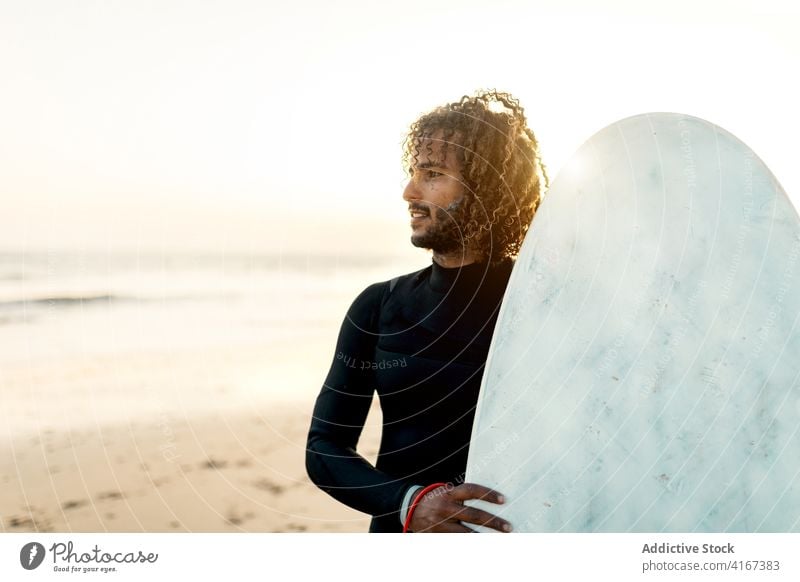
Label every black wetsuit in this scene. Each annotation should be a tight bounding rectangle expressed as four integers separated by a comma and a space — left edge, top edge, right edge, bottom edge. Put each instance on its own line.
306, 258, 513, 532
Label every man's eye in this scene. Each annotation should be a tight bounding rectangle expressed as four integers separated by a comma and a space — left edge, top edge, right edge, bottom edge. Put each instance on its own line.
427, 170, 443, 178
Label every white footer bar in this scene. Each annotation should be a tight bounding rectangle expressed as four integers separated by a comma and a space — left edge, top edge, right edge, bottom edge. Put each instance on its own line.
2, 533, 798, 581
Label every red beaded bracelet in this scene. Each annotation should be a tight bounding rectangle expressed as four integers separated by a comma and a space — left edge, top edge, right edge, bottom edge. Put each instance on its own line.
402, 482, 447, 533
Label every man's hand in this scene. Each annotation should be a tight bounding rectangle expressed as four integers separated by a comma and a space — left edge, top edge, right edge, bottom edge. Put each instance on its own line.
408, 483, 512, 533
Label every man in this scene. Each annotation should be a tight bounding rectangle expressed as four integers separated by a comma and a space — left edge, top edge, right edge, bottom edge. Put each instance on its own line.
306, 90, 547, 532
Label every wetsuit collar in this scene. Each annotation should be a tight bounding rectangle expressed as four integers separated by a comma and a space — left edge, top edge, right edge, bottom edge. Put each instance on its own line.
428, 258, 498, 293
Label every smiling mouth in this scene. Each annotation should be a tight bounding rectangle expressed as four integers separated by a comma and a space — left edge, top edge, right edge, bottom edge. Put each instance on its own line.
409, 206, 430, 219
410, 210, 430, 228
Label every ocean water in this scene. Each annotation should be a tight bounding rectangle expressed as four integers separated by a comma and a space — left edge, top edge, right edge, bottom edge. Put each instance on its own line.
0, 250, 421, 434
0, 250, 419, 352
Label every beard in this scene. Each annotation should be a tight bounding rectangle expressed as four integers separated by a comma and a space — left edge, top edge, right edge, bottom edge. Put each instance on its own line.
410, 200, 467, 254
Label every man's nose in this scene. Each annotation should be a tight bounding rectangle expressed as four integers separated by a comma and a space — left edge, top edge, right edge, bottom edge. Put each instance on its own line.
402, 178, 419, 202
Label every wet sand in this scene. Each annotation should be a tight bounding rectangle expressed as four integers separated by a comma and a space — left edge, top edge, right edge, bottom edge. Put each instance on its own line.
0, 345, 384, 533
1, 404, 383, 533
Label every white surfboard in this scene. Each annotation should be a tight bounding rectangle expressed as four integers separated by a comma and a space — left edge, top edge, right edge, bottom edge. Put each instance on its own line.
465, 113, 800, 532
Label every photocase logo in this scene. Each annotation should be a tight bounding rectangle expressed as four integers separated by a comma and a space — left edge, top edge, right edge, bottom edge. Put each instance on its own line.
19, 542, 46, 570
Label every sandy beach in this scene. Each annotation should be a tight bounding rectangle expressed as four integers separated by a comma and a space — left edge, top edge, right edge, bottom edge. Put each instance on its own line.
1, 404, 383, 533
1, 348, 384, 533
0, 251, 409, 534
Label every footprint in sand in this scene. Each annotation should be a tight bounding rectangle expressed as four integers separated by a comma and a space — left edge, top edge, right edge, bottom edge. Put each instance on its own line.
62, 499, 88, 511
202, 458, 227, 470
96, 491, 124, 501
252, 479, 285, 495
6, 509, 52, 532
7, 515, 35, 528
225, 509, 256, 527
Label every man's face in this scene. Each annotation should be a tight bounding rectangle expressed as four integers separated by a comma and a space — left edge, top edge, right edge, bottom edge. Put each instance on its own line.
402, 134, 468, 254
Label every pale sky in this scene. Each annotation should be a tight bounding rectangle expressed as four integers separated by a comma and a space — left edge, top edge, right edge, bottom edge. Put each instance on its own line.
1, 0, 798, 254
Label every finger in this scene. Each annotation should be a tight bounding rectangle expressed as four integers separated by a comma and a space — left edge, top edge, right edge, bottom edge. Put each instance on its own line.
453, 505, 512, 533
412, 506, 463, 532
409, 499, 467, 532
449, 483, 506, 504
417, 500, 471, 526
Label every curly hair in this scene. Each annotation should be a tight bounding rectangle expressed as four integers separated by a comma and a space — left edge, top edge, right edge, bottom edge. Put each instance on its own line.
402, 90, 548, 264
